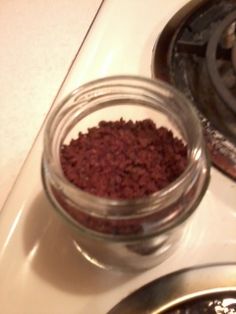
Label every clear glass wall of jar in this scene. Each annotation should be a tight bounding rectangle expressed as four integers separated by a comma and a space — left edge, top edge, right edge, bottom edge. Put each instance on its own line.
42, 76, 210, 272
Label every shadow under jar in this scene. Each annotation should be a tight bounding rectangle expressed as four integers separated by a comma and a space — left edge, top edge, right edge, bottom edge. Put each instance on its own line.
42, 76, 210, 272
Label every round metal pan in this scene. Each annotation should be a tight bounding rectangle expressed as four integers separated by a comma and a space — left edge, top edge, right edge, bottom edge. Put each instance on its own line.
108, 264, 236, 313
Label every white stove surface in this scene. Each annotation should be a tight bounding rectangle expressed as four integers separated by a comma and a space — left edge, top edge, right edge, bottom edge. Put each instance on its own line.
0, 1, 235, 313
0, 0, 103, 210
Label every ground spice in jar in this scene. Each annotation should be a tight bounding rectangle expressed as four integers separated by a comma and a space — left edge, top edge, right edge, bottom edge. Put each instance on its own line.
60, 119, 188, 199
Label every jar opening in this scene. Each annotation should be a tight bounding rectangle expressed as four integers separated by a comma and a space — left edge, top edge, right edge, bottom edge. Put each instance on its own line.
43, 76, 209, 220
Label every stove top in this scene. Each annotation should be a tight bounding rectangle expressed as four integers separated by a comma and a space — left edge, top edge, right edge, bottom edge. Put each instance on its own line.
0, 1, 235, 313
153, 0, 236, 180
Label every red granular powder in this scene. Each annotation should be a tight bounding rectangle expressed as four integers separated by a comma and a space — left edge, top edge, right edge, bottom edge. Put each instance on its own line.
60, 119, 187, 199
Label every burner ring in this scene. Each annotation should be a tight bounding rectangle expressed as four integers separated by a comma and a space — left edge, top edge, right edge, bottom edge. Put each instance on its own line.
206, 11, 236, 115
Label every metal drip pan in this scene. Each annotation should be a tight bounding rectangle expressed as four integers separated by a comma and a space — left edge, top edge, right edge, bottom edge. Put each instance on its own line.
108, 264, 236, 313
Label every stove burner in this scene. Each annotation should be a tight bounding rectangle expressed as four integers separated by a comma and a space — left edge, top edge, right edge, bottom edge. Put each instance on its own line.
152, 0, 236, 180
206, 11, 236, 115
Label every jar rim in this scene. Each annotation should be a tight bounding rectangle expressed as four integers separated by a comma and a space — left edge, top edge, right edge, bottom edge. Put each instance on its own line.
43, 75, 209, 218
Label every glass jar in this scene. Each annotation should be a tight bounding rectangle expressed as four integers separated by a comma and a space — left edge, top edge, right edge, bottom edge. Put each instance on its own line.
42, 76, 210, 272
